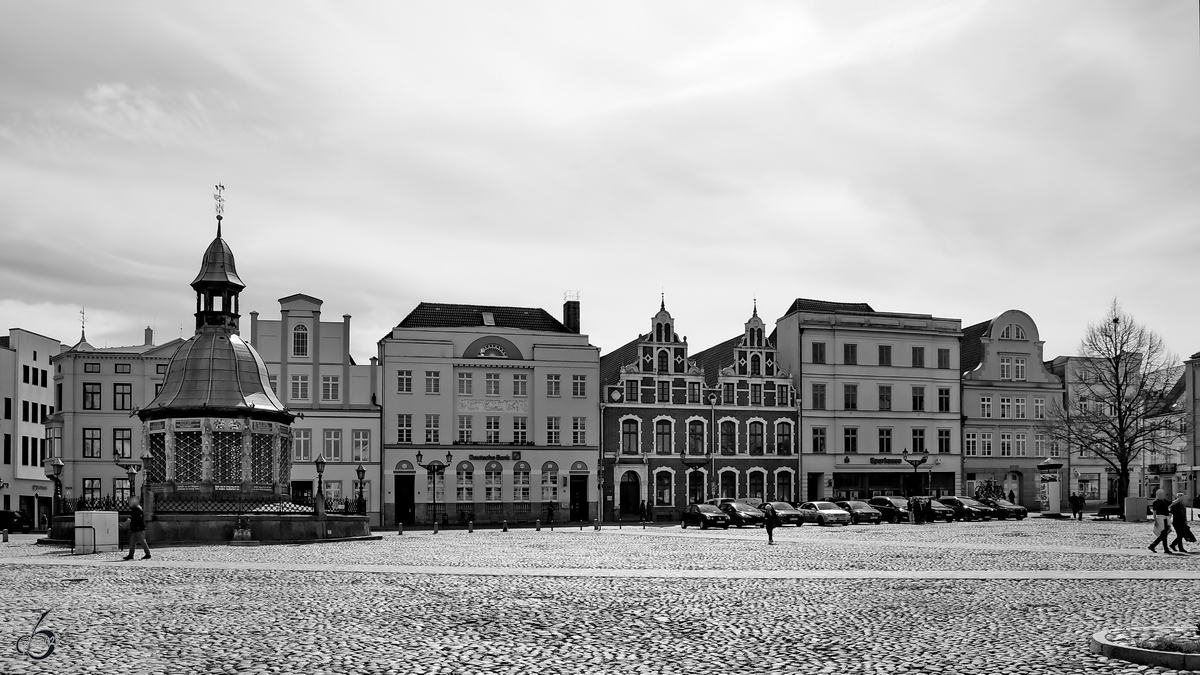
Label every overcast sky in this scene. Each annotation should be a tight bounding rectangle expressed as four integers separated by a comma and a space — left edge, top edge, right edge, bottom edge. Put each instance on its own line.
1, 1, 1197, 365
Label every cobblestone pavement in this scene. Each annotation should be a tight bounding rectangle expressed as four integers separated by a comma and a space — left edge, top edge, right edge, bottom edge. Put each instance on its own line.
2, 520, 1200, 674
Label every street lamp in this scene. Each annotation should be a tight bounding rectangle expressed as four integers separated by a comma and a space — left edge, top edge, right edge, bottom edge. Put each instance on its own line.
416, 450, 452, 526
355, 463, 367, 516
902, 448, 928, 499
46, 457, 64, 518
314, 454, 326, 498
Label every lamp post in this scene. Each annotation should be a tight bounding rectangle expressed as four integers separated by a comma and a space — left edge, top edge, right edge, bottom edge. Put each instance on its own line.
902, 449, 928, 499
46, 457, 64, 518
315, 454, 326, 498
355, 463, 367, 516
416, 450, 452, 526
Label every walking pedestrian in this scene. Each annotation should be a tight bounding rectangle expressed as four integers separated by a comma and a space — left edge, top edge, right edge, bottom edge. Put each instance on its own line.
1068, 492, 1081, 520
763, 502, 777, 544
1149, 489, 1173, 554
639, 500, 647, 523
1169, 493, 1193, 554
123, 495, 151, 560
1007, 490, 1016, 504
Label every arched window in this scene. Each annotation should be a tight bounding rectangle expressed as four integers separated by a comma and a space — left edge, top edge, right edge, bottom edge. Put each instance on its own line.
456, 461, 474, 502
484, 461, 502, 502
655, 471, 673, 506
1014, 325, 1026, 340
292, 324, 309, 357
621, 419, 639, 454
750, 354, 761, 376
541, 461, 559, 502
655, 323, 663, 342
748, 422, 764, 455
513, 461, 531, 502
426, 461, 446, 504
748, 472, 765, 501
720, 472, 737, 499
688, 421, 705, 455
657, 350, 669, 374
688, 471, 706, 504
776, 423, 793, 456
776, 472, 793, 502
720, 421, 736, 455
655, 420, 672, 455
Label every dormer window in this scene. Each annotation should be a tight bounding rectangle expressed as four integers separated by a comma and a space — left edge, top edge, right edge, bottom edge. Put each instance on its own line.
293, 324, 309, 357
999, 324, 1027, 340
481, 312, 496, 326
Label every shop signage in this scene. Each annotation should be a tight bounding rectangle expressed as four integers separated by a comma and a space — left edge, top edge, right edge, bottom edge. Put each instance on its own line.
251, 421, 274, 434
869, 457, 903, 465
175, 485, 200, 491
175, 419, 201, 431
469, 454, 511, 461
458, 399, 529, 413
214, 485, 240, 491
31, 484, 47, 491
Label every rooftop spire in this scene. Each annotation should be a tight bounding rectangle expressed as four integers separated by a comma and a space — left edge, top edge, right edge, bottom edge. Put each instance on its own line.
753, 297, 758, 317
213, 183, 225, 238
79, 306, 87, 343
660, 291, 665, 312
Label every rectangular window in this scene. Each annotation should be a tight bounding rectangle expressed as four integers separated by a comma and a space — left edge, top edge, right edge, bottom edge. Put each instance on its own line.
513, 374, 528, 397
294, 429, 311, 461
572, 417, 586, 445
290, 375, 309, 401
83, 383, 101, 410
2, 434, 9, 464
321, 376, 340, 402
965, 433, 977, 456
572, 374, 586, 397
351, 480, 371, 508
980, 433, 992, 457
1000, 432, 1012, 457
397, 370, 412, 393
546, 374, 561, 397
625, 379, 637, 402
878, 428, 892, 453
84, 363, 100, 373
999, 397, 1011, 419
22, 401, 28, 422
541, 470, 559, 503
843, 384, 858, 410
1014, 433, 1027, 457
425, 371, 440, 394
351, 430, 370, 462
485, 467, 502, 502
83, 428, 102, 458
323, 430, 342, 462
114, 477, 131, 503
458, 372, 473, 396
878, 385, 892, 411
1034, 433, 1047, 457
513, 416, 528, 444
546, 417, 561, 445
980, 396, 992, 418
878, 345, 892, 366
1034, 398, 1046, 420
425, 415, 440, 443
911, 386, 925, 412
937, 388, 951, 413
21, 436, 28, 465
1014, 357, 1027, 381
911, 428, 926, 453
458, 415, 473, 443
486, 373, 501, 396
514, 469, 530, 501
324, 481, 343, 501
113, 428, 132, 459
844, 428, 858, 453
937, 428, 951, 454
115, 363, 131, 374
911, 346, 925, 368
999, 357, 1012, 380
751, 384, 762, 406
811, 383, 826, 410
844, 343, 858, 365
456, 468, 473, 502
82, 478, 101, 502
811, 342, 827, 364
777, 423, 792, 454
937, 348, 950, 370
485, 416, 500, 443
1015, 398, 1027, 419
777, 385, 790, 407
397, 415, 412, 444
156, 364, 168, 375
1050, 441, 1060, 458
2, 397, 9, 419
22, 365, 29, 383
722, 383, 734, 405
812, 427, 827, 453
687, 382, 700, 404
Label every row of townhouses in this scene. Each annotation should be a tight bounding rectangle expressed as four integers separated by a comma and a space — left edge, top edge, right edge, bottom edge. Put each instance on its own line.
4, 228, 1196, 527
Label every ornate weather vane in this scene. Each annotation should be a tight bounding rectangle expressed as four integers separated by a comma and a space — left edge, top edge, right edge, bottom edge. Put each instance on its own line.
213, 184, 225, 237
79, 307, 88, 342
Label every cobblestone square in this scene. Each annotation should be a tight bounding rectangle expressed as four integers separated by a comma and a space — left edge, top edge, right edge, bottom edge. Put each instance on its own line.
2, 519, 1200, 674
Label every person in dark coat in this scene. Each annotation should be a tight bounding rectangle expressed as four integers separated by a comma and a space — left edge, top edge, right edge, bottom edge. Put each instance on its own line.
1149, 489, 1174, 554
639, 500, 647, 522
1169, 493, 1192, 554
123, 496, 151, 560
1008, 490, 1016, 504
763, 502, 778, 544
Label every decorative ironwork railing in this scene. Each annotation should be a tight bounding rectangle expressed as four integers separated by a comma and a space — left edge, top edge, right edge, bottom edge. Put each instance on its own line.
61, 497, 131, 514
155, 494, 317, 515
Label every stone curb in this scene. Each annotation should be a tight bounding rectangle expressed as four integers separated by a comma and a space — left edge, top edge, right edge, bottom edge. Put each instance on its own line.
1091, 629, 1200, 670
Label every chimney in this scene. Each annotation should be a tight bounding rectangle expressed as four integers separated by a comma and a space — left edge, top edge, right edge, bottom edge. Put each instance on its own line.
563, 291, 580, 334
144, 326, 154, 346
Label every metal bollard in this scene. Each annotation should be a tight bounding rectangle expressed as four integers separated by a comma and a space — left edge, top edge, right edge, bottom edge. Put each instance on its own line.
502, 519, 508, 532
468, 520, 474, 533
2, 529, 7, 543
398, 523, 403, 536
535, 519, 541, 531
593, 519, 600, 531
433, 522, 439, 534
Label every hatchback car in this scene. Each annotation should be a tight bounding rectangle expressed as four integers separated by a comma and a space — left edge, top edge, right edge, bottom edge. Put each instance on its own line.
0, 510, 32, 534
867, 496, 911, 523
798, 502, 852, 526
835, 500, 882, 525
681, 504, 731, 530
978, 498, 1027, 520
719, 501, 766, 527
939, 496, 995, 521
763, 502, 804, 526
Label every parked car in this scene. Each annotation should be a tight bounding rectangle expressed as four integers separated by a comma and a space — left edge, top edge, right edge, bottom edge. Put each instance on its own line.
0, 510, 32, 534
763, 501, 804, 526
835, 500, 882, 525
978, 498, 1028, 520
704, 498, 740, 507
798, 501, 852, 526
939, 496, 995, 521
910, 496, 957, 522
867, 496, 911, 523
681, 504, 731, 530
719, 501, 766, 527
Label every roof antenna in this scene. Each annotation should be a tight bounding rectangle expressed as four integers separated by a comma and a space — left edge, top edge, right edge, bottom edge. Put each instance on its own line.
213, 184, 225, 238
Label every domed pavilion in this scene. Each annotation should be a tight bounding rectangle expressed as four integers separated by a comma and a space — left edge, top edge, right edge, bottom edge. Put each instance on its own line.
138, 214, 296, 502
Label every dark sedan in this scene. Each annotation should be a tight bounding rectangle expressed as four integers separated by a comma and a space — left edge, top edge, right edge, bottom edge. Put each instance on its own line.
0, 510, 32, 534
719, 501, 766, 527
835, 500, 882, 525
681, 504, 731, 530
911, 496, 956, 522
978, 498, 1028, 520
867, 496, 911, 523
764, 502, 804, 526
939, 496, 995, 521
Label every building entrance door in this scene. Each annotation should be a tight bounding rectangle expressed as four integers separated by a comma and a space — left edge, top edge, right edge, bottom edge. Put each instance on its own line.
395, 475, 416, 526
618, 472, 640, 520
569, 476, 588, 521
807, 473, 822, 501
291, 480, 313, 501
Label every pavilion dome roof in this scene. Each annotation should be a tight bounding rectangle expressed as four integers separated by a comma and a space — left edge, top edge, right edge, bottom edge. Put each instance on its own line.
190, 235, 245, 291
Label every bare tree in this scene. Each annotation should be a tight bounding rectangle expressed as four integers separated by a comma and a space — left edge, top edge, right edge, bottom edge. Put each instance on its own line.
1041, 300, 1186, 512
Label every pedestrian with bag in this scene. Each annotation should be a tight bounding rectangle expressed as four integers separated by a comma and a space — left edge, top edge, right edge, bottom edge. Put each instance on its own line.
1149, 489, 1174, 554
1169, 493, 1193, 554
763, 502, 778, 545
123, 495, 151, 561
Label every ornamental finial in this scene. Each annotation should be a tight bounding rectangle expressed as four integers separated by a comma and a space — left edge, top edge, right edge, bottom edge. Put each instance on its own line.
213, 184, 225, 237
